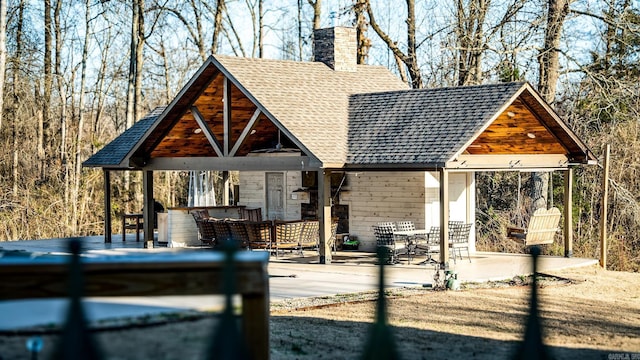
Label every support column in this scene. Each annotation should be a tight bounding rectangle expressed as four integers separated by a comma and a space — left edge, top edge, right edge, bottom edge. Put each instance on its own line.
103, 169, 112, 243
143, 170, 154, 248
222, 171, 230, 206
600, 145, 610, 269
439, 169, 450, 267
563, 168, 573, 257
318, 169, 332, 264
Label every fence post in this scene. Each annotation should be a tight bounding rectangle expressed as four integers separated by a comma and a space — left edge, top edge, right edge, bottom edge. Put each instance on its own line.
52, 238, 103, 360
513, 246, 549, 360
360, 248, 400, 359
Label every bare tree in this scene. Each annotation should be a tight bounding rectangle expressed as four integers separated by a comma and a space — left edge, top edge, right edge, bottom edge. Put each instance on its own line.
538, 0, 571, 104
530, 0, 572, 212
0, 0, 6, 131
455, 0, 489, 85
365, 0, 423, 88
211, 0, 225, 54
353, 0, 371, 64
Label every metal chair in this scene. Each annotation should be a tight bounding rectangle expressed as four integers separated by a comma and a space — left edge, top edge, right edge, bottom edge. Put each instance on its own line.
415, 226, 441, 264
396, 221, 421, 264
373, 222, 403, 264
449, 223, 473, 263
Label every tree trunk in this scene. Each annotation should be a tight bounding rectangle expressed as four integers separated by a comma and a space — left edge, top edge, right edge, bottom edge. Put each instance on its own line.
212, 0, 225, 54
538, 0, 569, 104
73, 0, 90, 234
42, 0, 53, 178
0, 0, 7, 131
365, 0, 423, 88
354, 0, 371, 64
532, 0, 570, 212
455, 0, 489, 86
12, 0, 26, 200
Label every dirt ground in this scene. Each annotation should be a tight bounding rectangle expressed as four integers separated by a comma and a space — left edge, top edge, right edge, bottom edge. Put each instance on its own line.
1, 265, 639, 359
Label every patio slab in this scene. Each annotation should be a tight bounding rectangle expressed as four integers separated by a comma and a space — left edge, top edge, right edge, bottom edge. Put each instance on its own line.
0, 236, 598, 330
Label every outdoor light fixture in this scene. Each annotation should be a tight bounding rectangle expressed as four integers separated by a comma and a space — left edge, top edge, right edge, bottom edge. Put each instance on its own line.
250, 129, 257, 135
194, 128, 202, 134
527, 132, 536, 139
507, 111, 516, 118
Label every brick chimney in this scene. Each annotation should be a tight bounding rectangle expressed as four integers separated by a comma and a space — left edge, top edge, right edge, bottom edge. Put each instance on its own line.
313, 27, 357, 72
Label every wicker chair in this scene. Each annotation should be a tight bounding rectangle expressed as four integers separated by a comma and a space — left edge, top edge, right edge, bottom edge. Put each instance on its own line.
245, 220, 273, 251
299, 220, 319, 255
273, 220, 305, 257
227, 220, 251, 250
192, 215, 216, 247
211, 220, 233, 248
328, 221, 339, 254
240, 208, 263, 222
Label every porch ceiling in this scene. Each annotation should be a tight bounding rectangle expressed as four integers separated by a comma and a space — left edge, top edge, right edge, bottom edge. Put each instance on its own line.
136, 70, 303, 162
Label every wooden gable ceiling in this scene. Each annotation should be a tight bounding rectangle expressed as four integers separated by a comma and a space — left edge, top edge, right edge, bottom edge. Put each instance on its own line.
465, 98, 567, 155
147, 74, 299, 159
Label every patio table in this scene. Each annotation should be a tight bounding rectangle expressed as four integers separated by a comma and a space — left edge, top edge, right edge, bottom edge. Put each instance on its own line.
393, 229, 429, 264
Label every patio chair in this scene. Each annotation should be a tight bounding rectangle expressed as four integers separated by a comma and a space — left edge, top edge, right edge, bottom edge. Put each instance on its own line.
395, 220, 422, 263
227, 220, 251, 250
245, 220, 273, 252
328, 221, 339, 255
211, 220, 233, 248
299, 220, 320, 255
449, 223, 473, 263
273, 220, 305, 257
240, 207, 263, 222
373, 222, 403, 264
415, 226, 440, 264
192, 215, 216, 247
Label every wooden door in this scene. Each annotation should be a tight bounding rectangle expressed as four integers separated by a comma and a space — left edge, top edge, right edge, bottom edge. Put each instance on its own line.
266, 172, 285, 220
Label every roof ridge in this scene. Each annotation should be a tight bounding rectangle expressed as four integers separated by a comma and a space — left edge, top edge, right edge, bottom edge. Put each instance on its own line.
350, 81, 526, 98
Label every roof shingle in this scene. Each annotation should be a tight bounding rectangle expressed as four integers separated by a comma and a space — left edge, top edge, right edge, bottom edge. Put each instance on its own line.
346, 82, 525, 166
83, 106, 166, 167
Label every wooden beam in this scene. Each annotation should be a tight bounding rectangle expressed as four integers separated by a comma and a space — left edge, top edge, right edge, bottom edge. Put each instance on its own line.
439, 169, 450, 267
600, 145, 610, 269
449, 154, 569, 170
143, 170, 154, 248
563, 167, 573, 257
103, 169, 112, 243
191, 105, 224, 157
318, 170, 332, 264
223, 77, 231, 156
229, 109, 261, 157
144, 156, 320, 171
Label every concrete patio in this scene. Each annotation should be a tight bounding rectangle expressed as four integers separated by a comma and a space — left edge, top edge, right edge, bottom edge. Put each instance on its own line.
0, 235, 598, 330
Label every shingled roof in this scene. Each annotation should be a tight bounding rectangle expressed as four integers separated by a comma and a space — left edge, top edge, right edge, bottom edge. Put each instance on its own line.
83, 106, 165, 168
346, 82, 524, 167
84, 56, 594, 171
213, 55, 408, 165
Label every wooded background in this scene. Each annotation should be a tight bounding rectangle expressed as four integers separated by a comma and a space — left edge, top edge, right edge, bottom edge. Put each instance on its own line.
0, 0, 637, 271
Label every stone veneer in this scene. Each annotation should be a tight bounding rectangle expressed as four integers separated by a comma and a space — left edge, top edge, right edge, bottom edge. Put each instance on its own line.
313, 27, 357, 72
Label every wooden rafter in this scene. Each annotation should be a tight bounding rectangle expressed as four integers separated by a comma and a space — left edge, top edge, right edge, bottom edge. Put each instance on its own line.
191, 106, 224, 157
229, 109, 261, 157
